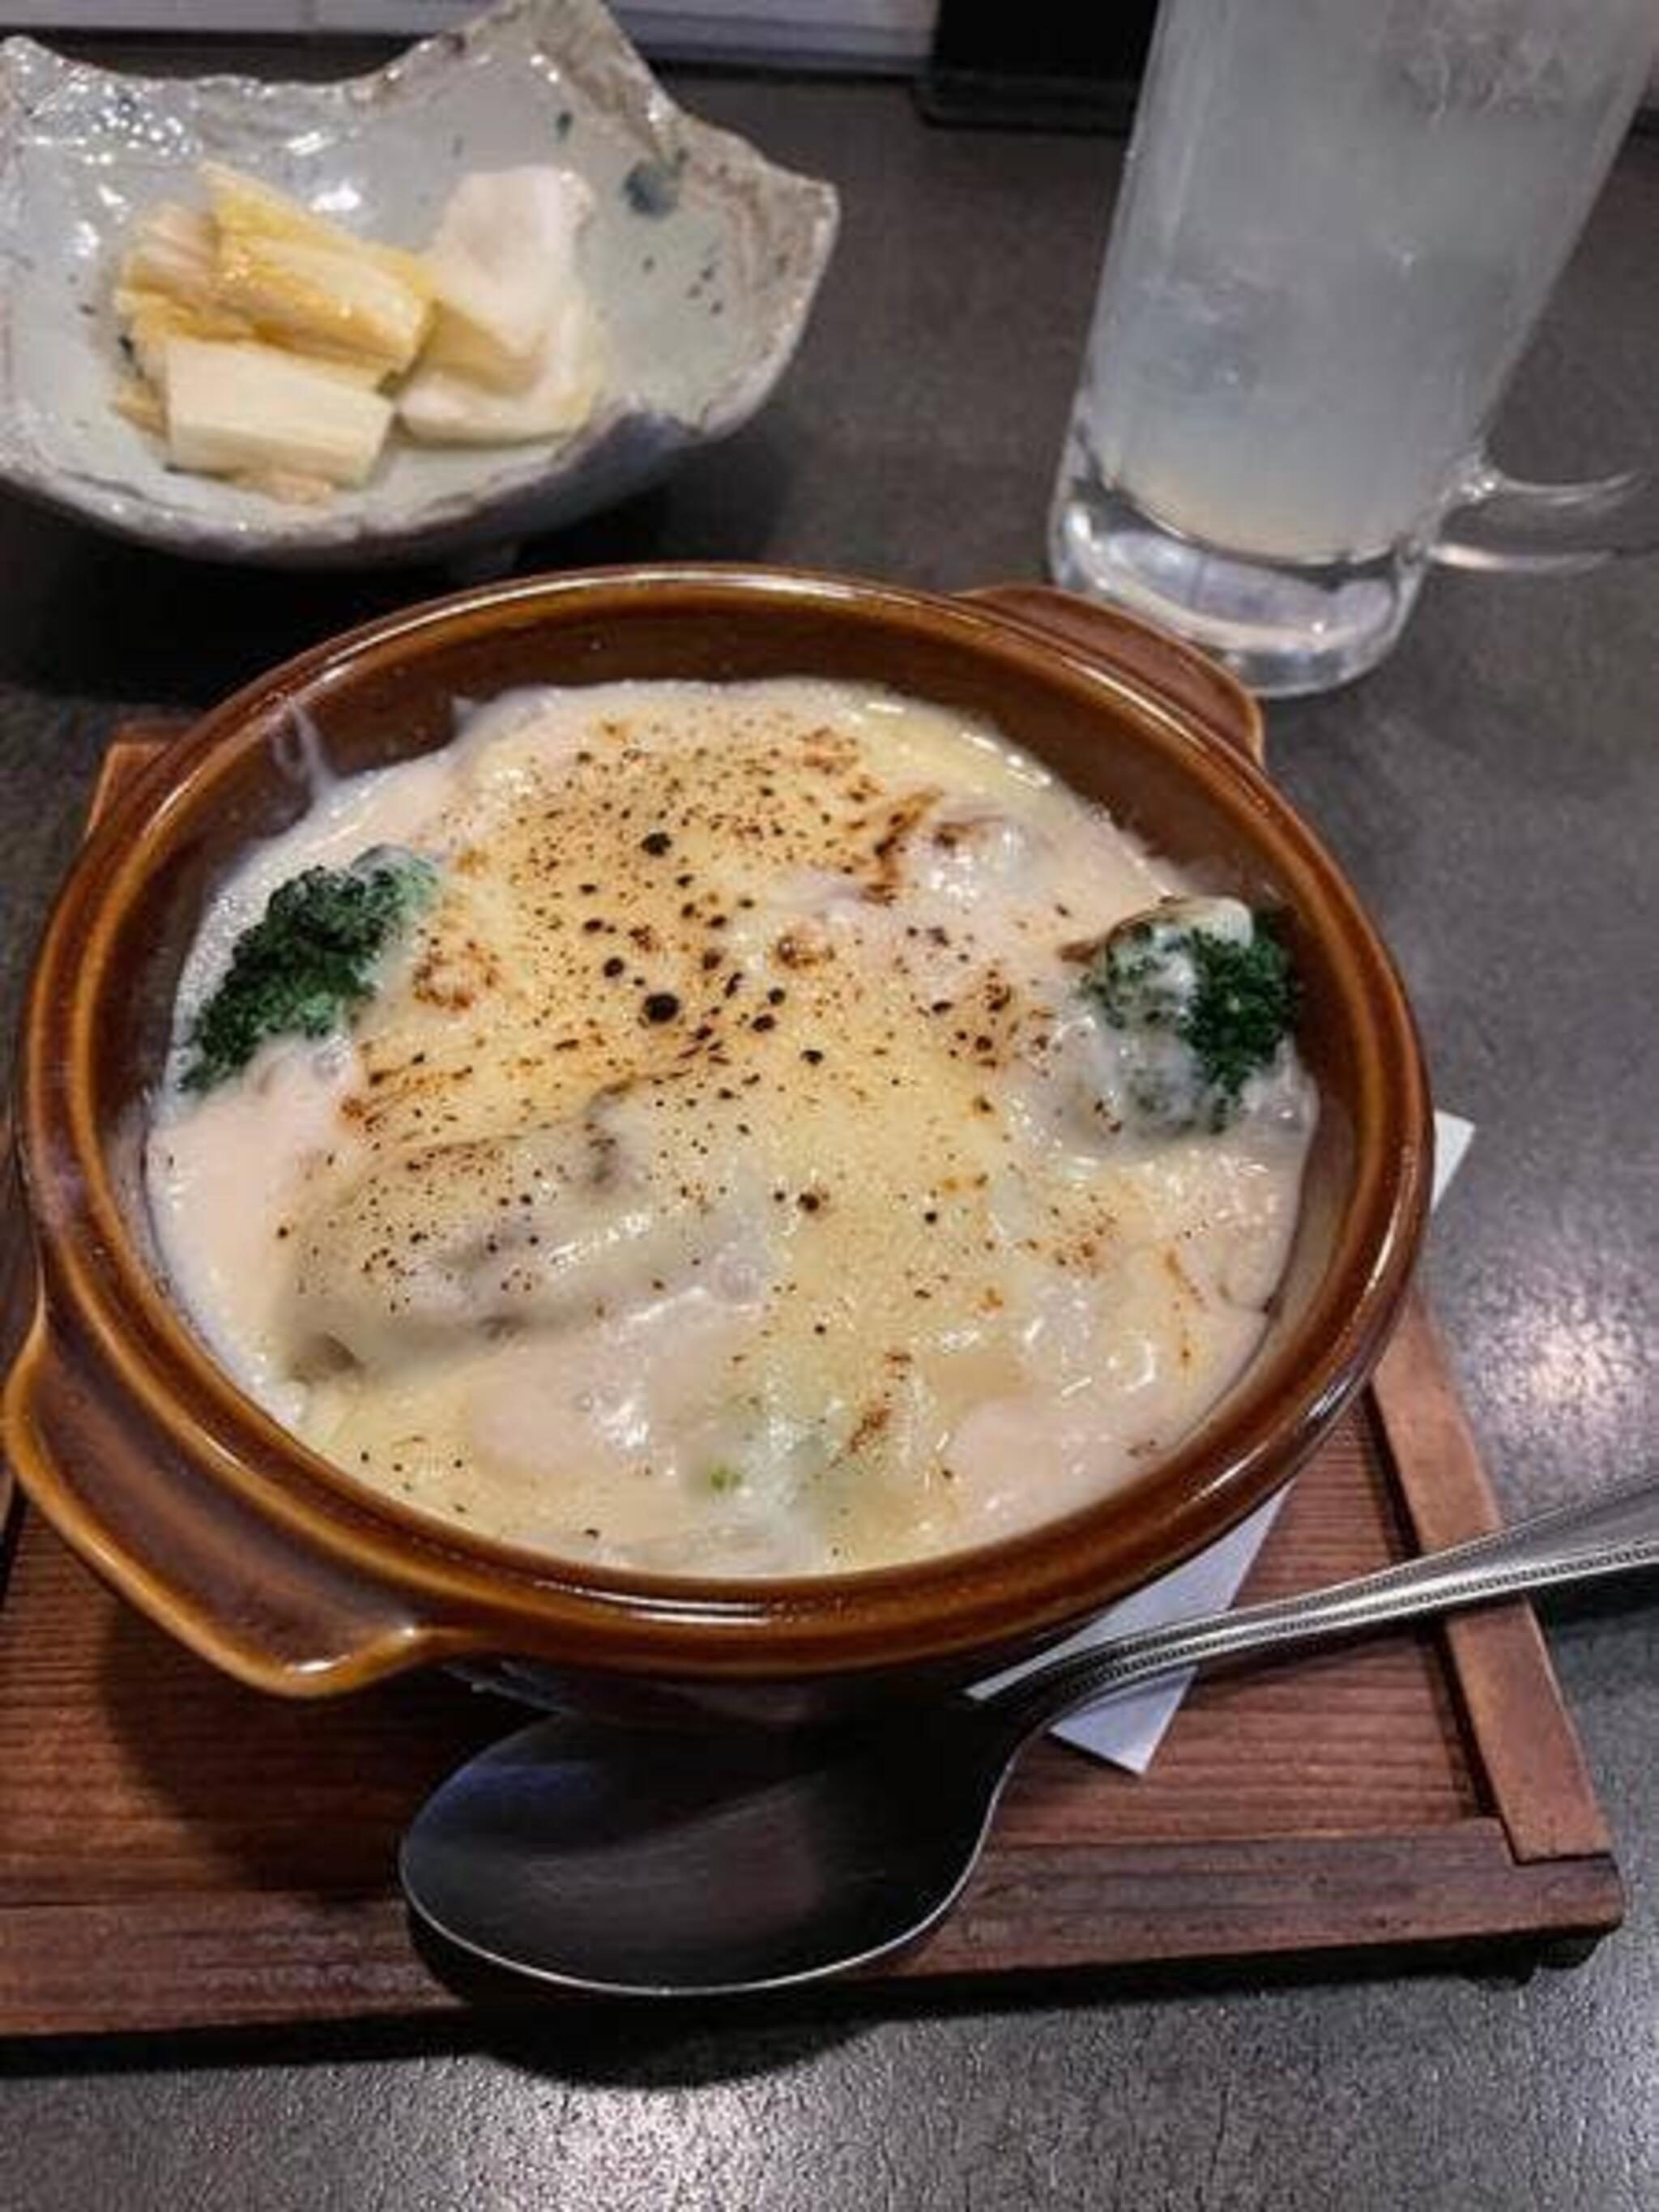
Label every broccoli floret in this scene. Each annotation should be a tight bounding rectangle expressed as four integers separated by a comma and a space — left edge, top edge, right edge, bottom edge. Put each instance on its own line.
1081, 896, 1297, 1134
181, 846, 437, 1093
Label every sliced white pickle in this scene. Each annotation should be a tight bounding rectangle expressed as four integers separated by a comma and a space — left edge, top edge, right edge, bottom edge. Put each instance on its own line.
164, 337, 393, 488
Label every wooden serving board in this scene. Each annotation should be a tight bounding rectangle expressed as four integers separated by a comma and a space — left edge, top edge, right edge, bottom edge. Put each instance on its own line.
0, 732, 1622, 2037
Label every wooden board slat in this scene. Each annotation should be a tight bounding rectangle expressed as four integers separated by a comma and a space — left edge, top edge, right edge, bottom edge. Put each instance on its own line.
0, 1824, 1626, 2040
0, 727, 1622, 2038
1370, 1299, 1614, 1866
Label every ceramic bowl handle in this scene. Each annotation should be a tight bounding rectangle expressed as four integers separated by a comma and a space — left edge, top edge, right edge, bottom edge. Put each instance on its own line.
2, 1242, 479, 1698
958, 583, 1265, 765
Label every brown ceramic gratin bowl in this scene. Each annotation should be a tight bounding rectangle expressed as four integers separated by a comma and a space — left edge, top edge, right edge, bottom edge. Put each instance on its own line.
3, 567, 1430, 1706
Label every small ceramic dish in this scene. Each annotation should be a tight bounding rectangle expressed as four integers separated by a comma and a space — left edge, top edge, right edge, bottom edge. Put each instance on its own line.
0, 0, 837, 566
3, 569, 1431, 1714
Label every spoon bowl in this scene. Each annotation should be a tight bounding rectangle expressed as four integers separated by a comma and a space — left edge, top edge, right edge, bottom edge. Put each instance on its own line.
403, 1701, 1008, 1995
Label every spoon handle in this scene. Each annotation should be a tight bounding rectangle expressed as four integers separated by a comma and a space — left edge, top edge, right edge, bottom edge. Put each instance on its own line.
981, 1472, 1659, 1742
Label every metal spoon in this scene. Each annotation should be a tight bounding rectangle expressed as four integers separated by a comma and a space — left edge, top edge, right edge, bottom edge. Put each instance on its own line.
401, 1474, 1659, 1997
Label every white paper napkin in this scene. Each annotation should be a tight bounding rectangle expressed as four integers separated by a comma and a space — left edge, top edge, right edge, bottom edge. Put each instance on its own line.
970, 1109, 1476, 1772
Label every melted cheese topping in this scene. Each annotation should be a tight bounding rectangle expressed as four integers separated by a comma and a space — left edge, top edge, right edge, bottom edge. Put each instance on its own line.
147, 680, 1316, 1576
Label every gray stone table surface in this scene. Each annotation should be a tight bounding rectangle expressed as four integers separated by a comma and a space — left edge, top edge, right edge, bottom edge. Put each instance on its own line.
2, 60, 1657, 2212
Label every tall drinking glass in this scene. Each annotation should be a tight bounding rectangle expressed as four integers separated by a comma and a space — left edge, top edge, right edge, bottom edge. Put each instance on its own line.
1049, 0, 1659, 696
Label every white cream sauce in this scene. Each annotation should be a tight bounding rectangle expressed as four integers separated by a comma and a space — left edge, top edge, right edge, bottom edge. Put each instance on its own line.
147, 680, 1316, 1576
